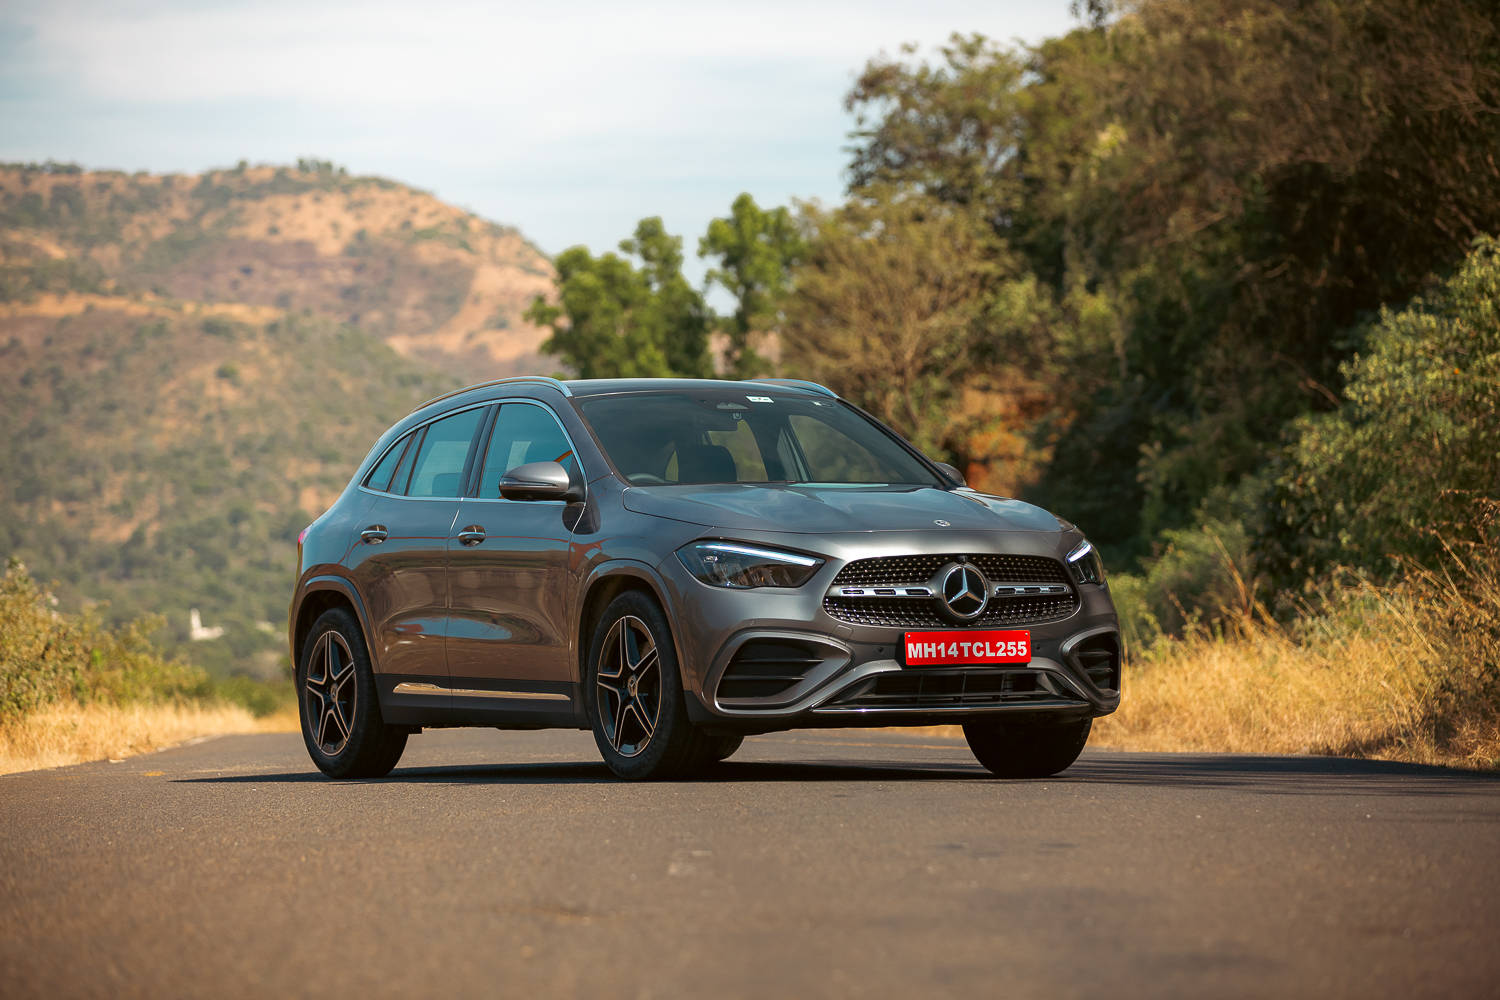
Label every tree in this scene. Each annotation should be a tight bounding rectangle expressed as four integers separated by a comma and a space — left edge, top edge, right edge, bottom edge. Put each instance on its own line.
698, 194, 805, 378
1024, 0, 1500, 548
781, 193, 999, 456
844, 34, 1028, 235
840, 3, 1500, 556
526, 218, 712, 379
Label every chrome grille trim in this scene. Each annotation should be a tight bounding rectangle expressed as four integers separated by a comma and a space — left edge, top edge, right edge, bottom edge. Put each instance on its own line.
823, 554, 1079, 628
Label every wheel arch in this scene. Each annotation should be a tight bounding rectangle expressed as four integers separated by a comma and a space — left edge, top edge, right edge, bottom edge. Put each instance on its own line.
291, 576, 375, 670
575, 562, 683, 685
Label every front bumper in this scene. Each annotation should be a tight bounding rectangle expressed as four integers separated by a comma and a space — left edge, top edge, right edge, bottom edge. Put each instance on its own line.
656, 535, 1122, 732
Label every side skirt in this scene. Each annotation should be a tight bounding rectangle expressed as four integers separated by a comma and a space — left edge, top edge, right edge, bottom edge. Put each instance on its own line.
376, 674, 581, 729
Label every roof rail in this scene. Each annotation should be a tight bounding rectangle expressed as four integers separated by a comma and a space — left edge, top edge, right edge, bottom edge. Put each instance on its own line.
410, 375, 572, 414
748, 378, 838, 398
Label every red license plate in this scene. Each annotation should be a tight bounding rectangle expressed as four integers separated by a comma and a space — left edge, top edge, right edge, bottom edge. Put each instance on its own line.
902, 630, 1032, 666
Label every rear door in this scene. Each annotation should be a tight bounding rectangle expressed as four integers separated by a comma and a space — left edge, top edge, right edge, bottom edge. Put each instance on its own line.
344, 404, 490, 697
446, 400, 581, 701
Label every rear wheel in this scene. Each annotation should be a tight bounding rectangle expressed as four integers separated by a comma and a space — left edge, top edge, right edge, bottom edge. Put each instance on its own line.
298, 608, 407, 779
586, 591, 714, 779
963, 717, 1091, 778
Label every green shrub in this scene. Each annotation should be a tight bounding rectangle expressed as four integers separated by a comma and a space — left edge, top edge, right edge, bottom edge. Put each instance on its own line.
0, 559, 290, 723
1110, 518, 1256, 642
1265, 237, 1500, 584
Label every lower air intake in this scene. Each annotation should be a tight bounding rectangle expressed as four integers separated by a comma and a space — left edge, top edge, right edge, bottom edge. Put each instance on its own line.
1071, 633, 1121, 692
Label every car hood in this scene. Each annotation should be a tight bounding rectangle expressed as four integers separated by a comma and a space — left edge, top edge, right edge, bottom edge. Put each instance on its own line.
620, 483, 1062, 534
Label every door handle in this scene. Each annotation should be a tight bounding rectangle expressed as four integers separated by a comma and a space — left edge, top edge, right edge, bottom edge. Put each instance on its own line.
360, 525, 388, 544
456, 526, 486, 546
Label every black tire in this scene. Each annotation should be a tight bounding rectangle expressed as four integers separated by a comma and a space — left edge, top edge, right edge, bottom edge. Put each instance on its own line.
297, 608, 407, 779
963, 717, 1092, 778
585, 591, 714, 780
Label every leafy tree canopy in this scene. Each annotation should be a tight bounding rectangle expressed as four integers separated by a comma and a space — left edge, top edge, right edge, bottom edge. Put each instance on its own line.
527, 218, 712, 379
698, 193, 804, 378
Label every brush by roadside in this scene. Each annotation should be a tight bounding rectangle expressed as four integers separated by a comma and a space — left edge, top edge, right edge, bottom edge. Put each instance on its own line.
0, 558, 295, 775
1092, 535, 1500, 770
0, 701, 297, 776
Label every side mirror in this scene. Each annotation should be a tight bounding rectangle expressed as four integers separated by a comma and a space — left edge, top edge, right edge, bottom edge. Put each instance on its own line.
934, 461, 967, 487
498, 461, 582, 502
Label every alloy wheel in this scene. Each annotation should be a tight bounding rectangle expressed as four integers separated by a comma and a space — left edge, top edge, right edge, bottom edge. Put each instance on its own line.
595, 615, 662, 757
304, 630, 357, 756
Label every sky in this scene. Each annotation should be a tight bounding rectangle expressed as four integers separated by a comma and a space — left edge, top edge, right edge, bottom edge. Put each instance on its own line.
0, 0, 1081, 285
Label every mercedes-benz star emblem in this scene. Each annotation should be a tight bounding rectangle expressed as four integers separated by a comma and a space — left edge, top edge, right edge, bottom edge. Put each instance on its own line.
933, 519, 951, 527
939, 563, 988, 620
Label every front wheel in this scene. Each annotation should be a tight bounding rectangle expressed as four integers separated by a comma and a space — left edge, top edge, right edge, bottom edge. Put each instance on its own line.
963, 717, 1092, 778
585, 591, 715, 780
298, 608, 407, 779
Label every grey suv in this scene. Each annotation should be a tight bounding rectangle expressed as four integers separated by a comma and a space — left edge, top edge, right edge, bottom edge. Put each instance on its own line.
289, 377, 1121, 780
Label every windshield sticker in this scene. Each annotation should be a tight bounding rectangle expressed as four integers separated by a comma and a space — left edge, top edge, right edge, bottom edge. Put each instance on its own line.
746, 395, 774, 403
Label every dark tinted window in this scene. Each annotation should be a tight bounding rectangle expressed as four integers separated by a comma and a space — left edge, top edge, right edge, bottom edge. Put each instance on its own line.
388, 429, 421, 495
477, 403, 578, 499
406, 407, 485, 498
576, 391, 941, 487
363, 434, 410, 493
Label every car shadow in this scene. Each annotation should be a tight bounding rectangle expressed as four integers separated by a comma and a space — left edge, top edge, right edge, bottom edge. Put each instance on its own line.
176, 758, 994, 785
174, 749, 1500, 791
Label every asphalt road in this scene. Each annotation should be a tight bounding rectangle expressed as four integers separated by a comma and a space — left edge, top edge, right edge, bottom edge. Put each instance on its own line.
2, 729, 1498, 999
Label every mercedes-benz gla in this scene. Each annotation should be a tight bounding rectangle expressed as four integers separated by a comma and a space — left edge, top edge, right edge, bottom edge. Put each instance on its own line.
289, 377, 1121, 779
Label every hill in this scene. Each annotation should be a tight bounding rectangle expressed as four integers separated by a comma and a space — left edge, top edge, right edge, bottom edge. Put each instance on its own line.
0, 160, 564, 677
0, 160, 555, 377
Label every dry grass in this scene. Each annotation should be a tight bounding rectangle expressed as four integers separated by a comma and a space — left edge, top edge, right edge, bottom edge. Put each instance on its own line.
0, 700, 297, 776
1095, 544, 1500, 769
1092, 622, 1499, 767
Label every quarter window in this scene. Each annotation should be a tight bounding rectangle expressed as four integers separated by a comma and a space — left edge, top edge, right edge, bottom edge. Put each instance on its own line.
405, 408, 486, 498
363, 435, 409, 493
476, 403, 578, 499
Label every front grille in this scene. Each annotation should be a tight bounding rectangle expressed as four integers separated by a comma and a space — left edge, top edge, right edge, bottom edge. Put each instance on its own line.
822, 593, 1076, 627
825, 669, 1068, 710
717, 638, 828, 702
824, 553, 1078, 628
833, 554, 1068, 587
1072, 633, 1121, 692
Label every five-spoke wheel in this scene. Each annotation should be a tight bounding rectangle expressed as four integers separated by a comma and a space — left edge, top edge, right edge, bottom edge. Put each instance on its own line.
594, 615, 662, 758
303, 630, 357, 755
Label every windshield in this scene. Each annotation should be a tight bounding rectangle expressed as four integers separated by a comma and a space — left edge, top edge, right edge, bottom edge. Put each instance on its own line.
575, 390, 945, 487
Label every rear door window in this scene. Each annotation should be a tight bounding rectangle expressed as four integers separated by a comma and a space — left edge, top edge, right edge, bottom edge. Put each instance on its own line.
405, 407, 487, 498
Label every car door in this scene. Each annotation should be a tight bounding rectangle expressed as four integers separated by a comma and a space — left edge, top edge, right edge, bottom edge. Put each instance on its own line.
344, 404, 489, 694
446, 400, 581, 698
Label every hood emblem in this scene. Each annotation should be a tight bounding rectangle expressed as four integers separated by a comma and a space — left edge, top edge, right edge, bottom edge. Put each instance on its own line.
933, 519, 951, 527
939, 563, 988, 620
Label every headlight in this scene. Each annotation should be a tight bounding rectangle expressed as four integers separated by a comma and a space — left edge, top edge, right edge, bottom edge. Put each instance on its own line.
1066, 540, 1106, 585
676, 541, 824, 589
